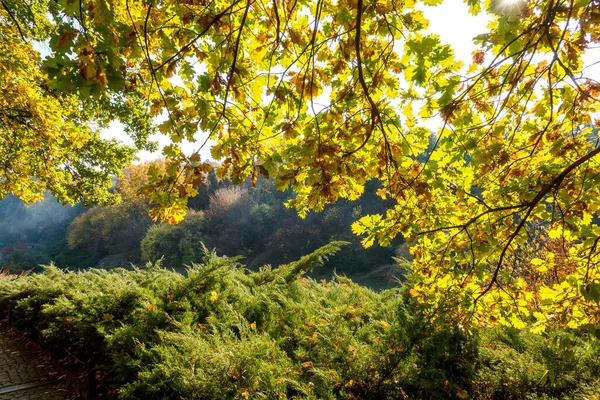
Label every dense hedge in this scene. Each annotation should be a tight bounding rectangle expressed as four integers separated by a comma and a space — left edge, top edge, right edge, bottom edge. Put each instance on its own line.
0, 243, 598, 399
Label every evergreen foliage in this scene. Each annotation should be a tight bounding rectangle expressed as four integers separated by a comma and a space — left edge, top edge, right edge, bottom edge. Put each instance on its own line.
0, 244, 598, 399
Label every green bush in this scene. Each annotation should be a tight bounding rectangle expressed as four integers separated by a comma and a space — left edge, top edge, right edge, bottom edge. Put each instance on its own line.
0, 243, 50, 273
473, 328, 600, 399
140, 211, 206, 270
0, 243, 598, 399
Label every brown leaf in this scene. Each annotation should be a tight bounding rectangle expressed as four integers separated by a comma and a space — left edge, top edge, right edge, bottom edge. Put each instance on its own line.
166, 61, 178, 78
190, 153, 201, 164
472, 50, 485, 65
56, 30, 77, 48
440, 102, 457, 123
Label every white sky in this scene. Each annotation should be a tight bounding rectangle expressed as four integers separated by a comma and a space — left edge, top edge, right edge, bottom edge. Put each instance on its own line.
101, 0, 600, 162
421, 0, 491, 63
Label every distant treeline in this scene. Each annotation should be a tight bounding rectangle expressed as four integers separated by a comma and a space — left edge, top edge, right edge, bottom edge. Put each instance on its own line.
0, 162, 406, 288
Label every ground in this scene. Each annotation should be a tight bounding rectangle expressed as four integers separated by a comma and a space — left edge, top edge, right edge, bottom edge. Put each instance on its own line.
0, 321, 84, 399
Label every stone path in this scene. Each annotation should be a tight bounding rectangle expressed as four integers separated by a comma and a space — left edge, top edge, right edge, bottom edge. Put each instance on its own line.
0, 327, 63, 399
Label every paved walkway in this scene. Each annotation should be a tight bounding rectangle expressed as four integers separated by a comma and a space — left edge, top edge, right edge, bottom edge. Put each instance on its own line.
0, 326, 63, 399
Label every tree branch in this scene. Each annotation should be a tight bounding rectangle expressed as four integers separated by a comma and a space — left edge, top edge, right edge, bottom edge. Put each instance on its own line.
1, 1, 26, 41
474, 145, 600, 304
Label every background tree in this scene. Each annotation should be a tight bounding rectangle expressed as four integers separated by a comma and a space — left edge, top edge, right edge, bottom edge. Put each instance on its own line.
0, 0, 155, 206
140, 210, 206, 270
140, 175, 400, 285
0, 193, 84, 271
66, 162, 159, 264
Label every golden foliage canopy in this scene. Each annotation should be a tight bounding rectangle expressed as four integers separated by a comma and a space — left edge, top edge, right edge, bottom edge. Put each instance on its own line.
4, 0, 600, 330
0, 0, 156, 205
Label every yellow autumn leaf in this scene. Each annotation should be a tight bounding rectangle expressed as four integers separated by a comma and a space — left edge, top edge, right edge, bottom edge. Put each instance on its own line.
548, 228, 562, 239
510, 316, 527, 329
209, 291, 218, 303
539, 286, 559, 302
530, 324, 546, 334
